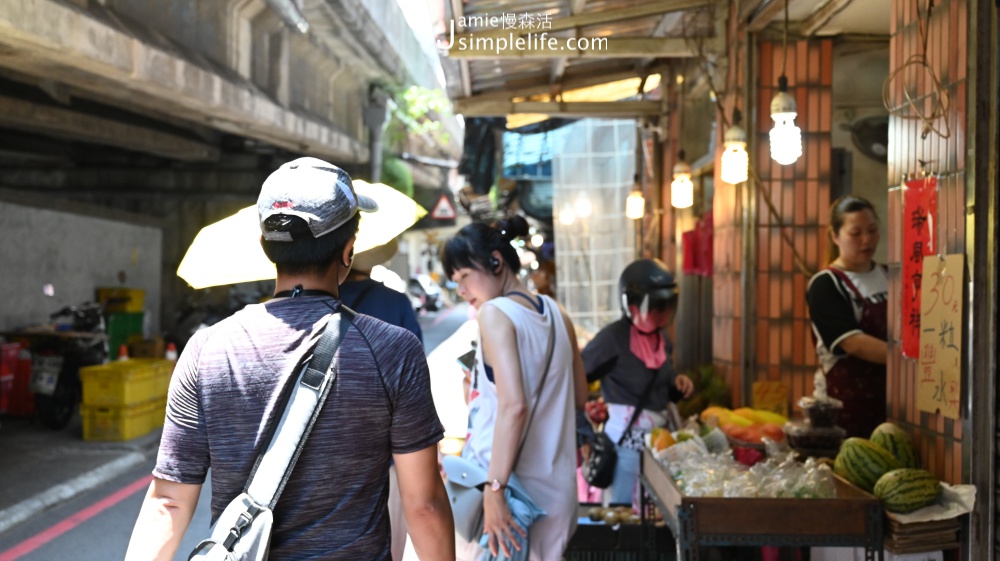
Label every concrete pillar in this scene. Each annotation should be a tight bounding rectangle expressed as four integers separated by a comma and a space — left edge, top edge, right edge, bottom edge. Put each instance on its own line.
363, 86, 389, 182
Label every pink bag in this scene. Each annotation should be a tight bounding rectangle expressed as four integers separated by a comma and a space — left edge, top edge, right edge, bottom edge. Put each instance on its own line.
576, 466, 602, 503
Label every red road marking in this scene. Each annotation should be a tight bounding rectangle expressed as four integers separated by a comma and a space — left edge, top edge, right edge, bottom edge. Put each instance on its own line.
0, 474, 153, 561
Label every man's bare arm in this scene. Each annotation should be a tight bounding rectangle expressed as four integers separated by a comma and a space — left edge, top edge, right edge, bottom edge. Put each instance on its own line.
393, 445, 455, 561
124, 477, 202, 561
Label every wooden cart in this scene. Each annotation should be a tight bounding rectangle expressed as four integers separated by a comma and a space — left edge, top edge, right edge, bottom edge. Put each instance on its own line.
639, 448, 884, 561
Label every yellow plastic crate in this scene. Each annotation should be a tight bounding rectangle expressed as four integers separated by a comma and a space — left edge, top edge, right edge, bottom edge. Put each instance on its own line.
80, 359, 173, 406
80, 398, 167, 442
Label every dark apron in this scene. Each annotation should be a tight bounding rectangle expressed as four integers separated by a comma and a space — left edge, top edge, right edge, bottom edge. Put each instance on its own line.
824, 267, 888, 438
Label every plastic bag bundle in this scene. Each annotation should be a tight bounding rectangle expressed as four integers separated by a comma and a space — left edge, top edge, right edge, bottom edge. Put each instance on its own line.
792, 459, 836, 499
655, 434, 708, 465
661, 443, 836, 499
651, 429, 836, 499
700, 427, 730, 454
672, 453, 745, 497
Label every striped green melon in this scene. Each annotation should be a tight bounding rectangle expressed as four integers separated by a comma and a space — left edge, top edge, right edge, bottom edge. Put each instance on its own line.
834, 437, 903, 492
870, 422, 919, 469
874, 468, 941, 513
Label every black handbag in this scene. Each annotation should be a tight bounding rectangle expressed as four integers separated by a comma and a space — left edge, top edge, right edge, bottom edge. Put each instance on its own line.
582, 371, 657, 489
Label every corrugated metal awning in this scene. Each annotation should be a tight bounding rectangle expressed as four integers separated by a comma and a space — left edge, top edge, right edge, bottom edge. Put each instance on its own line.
440, 0, 717, 119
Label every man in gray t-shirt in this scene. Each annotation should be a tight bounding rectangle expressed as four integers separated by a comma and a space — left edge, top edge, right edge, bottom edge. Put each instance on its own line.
125, 158, 454, 561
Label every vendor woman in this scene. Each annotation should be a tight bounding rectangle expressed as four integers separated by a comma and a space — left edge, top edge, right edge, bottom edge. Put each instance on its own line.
806, 196, 888, 437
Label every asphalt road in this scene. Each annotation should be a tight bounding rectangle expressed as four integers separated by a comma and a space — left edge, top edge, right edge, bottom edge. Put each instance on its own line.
0, 304, 470, 561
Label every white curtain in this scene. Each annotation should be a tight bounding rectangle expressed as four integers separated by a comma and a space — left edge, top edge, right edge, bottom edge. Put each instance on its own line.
552, 119, 637, 338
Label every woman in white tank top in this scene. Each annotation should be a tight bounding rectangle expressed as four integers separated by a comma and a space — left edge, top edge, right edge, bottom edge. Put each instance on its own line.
443, 216, 588, 561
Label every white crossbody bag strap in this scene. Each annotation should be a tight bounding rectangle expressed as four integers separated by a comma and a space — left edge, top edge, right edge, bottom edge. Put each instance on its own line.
244, 310, 352, 508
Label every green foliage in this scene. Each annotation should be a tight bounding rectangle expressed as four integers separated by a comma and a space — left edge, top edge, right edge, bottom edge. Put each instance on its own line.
380, 156, 414, 198
384, 85, 453, 149
401, 86, 449, 122
676, 364, 731, 420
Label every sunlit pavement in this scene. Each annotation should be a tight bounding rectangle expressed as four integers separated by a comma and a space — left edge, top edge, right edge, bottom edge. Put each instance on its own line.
409, 302, 477, 561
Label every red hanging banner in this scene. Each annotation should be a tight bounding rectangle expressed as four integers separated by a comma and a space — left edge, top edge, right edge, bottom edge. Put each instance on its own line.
697, 211, 713, 276
901, 176, 938, 358
682, 230, 698, 275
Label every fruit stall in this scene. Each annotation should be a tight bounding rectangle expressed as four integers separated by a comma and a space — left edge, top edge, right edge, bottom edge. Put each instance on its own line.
629, 392, 972, 561
640, 447, 884, 560
638, 409, 886, 561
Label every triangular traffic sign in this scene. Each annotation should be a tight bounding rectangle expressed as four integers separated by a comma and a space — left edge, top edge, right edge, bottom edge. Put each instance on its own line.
430, 194, 457, 220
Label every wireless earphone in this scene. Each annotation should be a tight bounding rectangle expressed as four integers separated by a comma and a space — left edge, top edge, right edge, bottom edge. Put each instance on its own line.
489, 256, 501, 272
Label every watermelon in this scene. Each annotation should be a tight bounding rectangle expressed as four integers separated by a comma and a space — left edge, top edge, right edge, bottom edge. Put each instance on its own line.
834, 437, 903, 492
874, 468, 941, 513
870, 422, 919, 469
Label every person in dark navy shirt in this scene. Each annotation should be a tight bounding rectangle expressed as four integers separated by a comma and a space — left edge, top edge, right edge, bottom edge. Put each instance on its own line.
340, 238, 423, 343
339, 238, 422, 561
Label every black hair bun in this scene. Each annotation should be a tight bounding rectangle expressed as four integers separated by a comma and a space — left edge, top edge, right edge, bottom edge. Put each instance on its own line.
496, 215, 529, 242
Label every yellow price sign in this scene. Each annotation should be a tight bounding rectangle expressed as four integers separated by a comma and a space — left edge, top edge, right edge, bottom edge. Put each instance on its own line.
752, 381, 789, 417
917, 254, 963, 419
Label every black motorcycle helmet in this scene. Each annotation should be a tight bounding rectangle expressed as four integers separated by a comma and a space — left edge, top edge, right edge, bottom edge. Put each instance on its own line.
619, 258, 678, 320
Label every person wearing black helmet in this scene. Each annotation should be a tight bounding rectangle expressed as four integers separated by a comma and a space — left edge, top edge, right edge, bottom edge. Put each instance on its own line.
581, 258, 694, 505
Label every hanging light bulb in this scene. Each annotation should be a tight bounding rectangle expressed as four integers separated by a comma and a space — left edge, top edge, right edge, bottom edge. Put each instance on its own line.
558, 201, 576, 225
770, 76, 802, 165
625, 190, 645, 220
530, 233, 544, 247
721, 112, 749, 184
670, 151, 694, 209
574, 192, 593, 218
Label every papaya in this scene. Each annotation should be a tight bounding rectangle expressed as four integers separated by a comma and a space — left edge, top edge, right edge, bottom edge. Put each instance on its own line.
732, 407, 765, 424
742, 425, 764, 443
723, 425, 744, 440
760, 423, 786, 442
654, 430, 676, 451
720, 414, 754, 428
752, 409, 789, 425
700, 406, 733, 424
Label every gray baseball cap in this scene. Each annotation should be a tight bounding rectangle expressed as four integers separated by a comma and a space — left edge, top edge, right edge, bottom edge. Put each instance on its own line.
258, 157, 378, 242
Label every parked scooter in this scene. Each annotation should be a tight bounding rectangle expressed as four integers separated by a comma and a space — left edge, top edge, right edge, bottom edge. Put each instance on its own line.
30, 303, 108, 430
407, 274, 443, 312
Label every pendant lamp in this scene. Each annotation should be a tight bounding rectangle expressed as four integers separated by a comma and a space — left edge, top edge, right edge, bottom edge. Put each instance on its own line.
625, 190, 645, 220
721, 110, 749, 185
671, 151, 694, 209
769, 0, 802, 166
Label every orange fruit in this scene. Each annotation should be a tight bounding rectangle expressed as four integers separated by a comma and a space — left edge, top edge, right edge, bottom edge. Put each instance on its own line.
654, 430, 676, 451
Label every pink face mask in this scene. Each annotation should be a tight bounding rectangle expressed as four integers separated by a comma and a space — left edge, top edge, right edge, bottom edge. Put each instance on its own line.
628, 302, 671, 333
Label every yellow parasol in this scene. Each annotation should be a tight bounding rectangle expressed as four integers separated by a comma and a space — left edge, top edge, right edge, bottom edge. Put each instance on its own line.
177, 181, 426, 289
